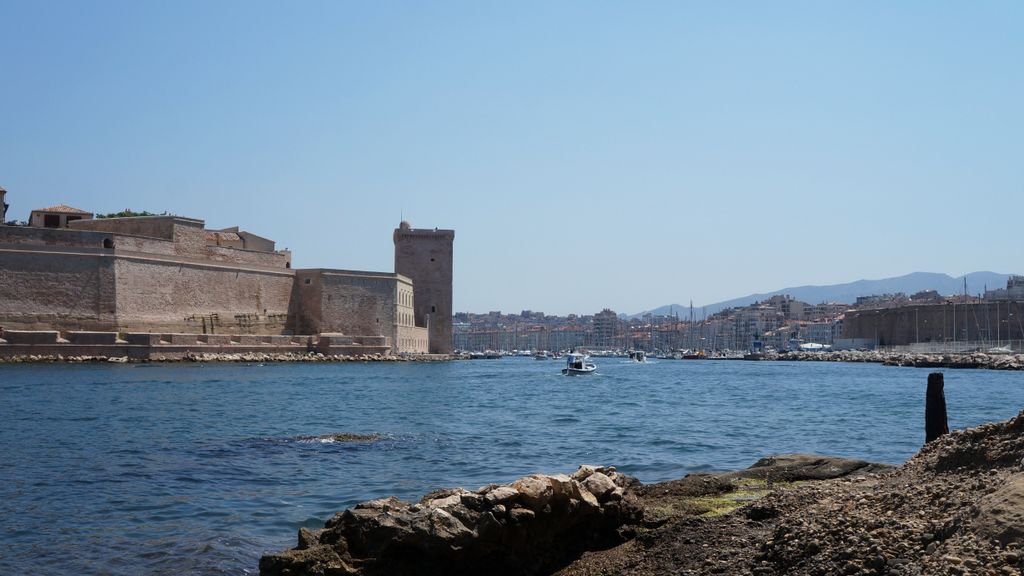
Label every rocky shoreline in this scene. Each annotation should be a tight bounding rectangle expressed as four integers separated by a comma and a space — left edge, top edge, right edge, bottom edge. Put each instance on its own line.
0, 352, 459, 364
262, 411, 1024, 576
1, 349, 1021, 370
261, 465, 642, 576
766, 350, 1024, 371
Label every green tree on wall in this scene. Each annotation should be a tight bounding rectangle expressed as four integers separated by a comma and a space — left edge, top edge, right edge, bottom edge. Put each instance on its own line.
96, 209, 173, 219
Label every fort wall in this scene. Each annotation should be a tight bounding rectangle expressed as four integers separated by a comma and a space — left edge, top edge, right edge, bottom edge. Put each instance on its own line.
205, 244, 290, 268
1, 214, 454, 355
111, 234, 178, 256
70, 215, 186, 240
291, 270, 325, 334
113, 257, 295, 334
0, 225, 113, 249
0, 250, 117, 331
299, 268, 395, 340
70, 216, 290, 268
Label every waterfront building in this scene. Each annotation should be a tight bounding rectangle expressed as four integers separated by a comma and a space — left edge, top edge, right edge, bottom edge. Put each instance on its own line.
803, 302, 849, 321
985, 276, 1024, 301
800, 320, 837, 346
593, 308, 619, 347
29, 204, 94, 229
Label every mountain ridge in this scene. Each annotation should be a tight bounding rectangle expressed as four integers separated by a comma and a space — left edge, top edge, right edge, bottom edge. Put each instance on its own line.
631, 271, 1015, 319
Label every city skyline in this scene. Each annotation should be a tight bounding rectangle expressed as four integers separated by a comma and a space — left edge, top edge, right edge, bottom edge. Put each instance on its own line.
2, 1, 1021, 315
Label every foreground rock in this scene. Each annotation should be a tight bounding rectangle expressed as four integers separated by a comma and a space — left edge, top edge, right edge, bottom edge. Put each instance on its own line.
558, 414, 1024, 576
262, 413, 1024, 576
260, 465, 642, 576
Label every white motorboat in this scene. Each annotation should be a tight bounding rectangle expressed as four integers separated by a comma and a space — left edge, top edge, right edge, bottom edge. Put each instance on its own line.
628, 350, 646, 362
562, 352, 596, 375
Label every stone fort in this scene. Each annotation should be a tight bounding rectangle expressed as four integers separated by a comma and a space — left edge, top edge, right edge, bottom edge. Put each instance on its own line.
0, 188, 454, 355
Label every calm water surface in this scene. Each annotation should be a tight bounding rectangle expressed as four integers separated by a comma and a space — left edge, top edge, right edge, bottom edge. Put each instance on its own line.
1, 359, 1022, 574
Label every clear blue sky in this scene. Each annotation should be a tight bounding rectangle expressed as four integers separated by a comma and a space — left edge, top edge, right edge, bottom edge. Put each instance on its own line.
2, 1, 1021, 316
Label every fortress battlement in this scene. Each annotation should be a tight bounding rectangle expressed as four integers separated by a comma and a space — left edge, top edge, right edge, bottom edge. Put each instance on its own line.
0, 190, 452, 355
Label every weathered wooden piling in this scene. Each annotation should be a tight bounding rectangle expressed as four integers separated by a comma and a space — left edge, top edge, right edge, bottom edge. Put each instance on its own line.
925, 372, 949, 443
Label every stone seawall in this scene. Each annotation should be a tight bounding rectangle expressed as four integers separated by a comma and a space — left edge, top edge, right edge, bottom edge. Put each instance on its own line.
0, 330, 444, 362
744, 350, 1024, 371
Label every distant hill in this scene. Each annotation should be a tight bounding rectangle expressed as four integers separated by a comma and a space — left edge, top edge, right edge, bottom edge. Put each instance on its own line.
632, 271, 1015, 319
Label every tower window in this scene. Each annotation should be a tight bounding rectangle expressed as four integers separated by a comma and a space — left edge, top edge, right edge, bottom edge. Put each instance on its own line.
431, 305, 436, 313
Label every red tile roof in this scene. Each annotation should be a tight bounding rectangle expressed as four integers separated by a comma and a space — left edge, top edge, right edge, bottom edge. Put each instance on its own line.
206, 231, 241, 242
33, 204, 92, 215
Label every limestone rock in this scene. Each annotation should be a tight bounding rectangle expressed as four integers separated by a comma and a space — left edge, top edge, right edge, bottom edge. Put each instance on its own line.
260, 466, 642, 576
512, 475, 555, 508
721, 453, 892, 482
582, 472, 617, 502
484, 485, 519, 506
572, 464, 598, 481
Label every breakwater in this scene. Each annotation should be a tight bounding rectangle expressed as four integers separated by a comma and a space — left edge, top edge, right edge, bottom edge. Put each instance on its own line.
765, 350, 1024, 370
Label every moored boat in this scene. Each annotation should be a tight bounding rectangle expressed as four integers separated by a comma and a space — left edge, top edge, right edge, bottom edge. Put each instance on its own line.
562, 352, 597, 375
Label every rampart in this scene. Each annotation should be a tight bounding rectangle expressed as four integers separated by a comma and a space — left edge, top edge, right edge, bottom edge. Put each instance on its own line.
0, 227, 118, 330
70, 215, 191, 241
291, 269, 425, 353
1, 215, 449, 355
0, 223, 295, 334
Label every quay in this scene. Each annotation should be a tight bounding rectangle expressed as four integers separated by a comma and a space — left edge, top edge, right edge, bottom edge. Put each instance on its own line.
0, 329, 453, 362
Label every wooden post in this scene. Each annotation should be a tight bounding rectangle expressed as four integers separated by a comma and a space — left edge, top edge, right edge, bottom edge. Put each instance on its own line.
925, 372, 949, 443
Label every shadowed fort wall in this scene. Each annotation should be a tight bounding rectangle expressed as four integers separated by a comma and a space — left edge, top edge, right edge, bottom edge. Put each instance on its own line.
290, 269, 427, 352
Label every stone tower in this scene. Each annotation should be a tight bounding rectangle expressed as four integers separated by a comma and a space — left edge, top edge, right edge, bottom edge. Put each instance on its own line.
0, 186, 7, 223
394, 221, 455, 354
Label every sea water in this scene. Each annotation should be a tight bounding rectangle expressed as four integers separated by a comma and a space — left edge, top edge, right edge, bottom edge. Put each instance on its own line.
1, 359, 1022, 574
